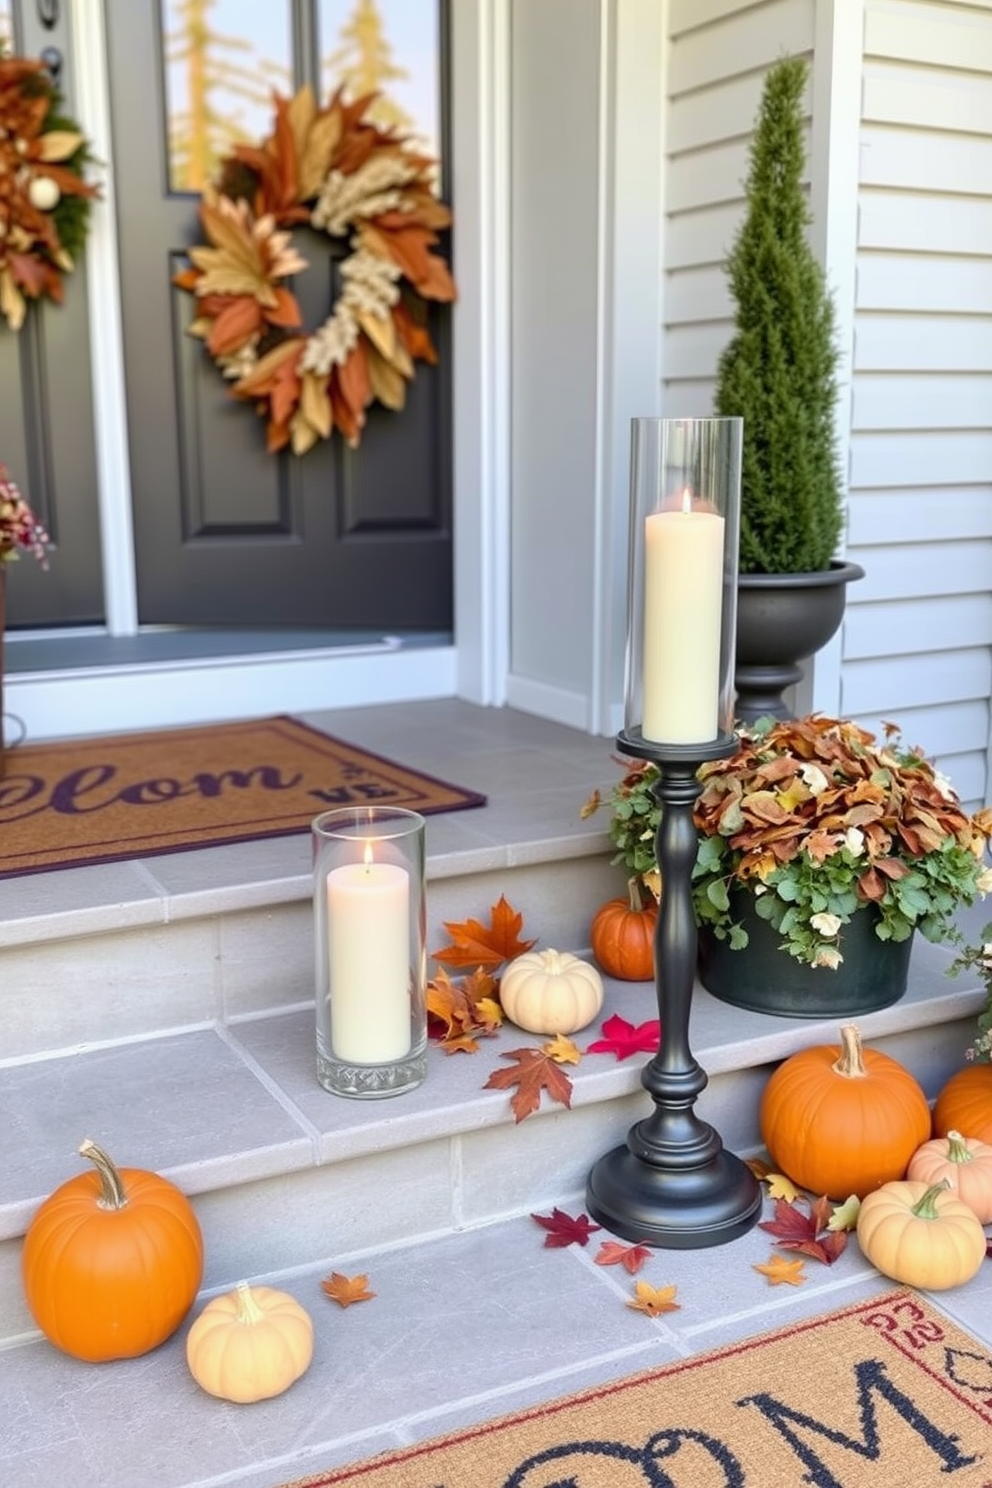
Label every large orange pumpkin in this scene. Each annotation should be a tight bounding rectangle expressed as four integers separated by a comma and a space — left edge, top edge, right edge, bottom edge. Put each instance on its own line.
759, 1024, 931, 1199
590, 879, 657, 981
932, 1063, 992, 1144
21, 1138, 204, 1362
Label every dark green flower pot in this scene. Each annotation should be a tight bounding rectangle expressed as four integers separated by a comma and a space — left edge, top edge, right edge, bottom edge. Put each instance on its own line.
697, 899, 913, 1018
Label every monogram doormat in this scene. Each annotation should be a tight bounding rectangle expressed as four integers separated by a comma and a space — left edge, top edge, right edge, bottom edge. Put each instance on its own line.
0, 715, 486, 878
280, 1291, 992, 1488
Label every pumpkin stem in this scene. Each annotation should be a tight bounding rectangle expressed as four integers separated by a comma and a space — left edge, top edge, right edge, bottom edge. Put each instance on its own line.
911, 1179, 952, 1221
79, 1138, 128, 1210
628, 876, 644, 913
945, 1131, 973, 1165
831, 1024, 867, 1079
235, 1281, 266, 1326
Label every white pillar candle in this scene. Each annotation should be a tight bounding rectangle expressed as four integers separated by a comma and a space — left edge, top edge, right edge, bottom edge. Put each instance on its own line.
326, 847, 411, 1064
642, 492, 725, 743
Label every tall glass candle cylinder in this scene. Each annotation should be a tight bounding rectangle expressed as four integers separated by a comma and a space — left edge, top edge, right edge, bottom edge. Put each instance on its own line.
623, 418, 742, 744
313, 806, 427, 1098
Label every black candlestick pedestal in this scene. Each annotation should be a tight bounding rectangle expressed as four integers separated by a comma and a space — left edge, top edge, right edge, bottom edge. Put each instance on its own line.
586, 728, 762, 1249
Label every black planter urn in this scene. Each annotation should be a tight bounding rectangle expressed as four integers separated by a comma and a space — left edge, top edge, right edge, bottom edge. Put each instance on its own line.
697, 899, 913, 1019
734, 561, 865, 723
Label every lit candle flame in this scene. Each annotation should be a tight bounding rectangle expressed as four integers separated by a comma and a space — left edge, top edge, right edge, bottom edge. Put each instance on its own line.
363, 840, 374, 869
681, 487, 693, 515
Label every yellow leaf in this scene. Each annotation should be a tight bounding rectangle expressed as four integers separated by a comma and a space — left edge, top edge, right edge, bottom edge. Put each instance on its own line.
357, 307, 397, 362
0, 269, 25, 331
765, 1172, 800, 1202
579, 789, 601, 820
828, 1194, 861, 1232
288, 84, 316, 166
290, 409, 320, 456
300, 371, 332, 439
366, 343, 407, 411
37, 130, 83, 162
753, 1253, 807, 1287
299, 109, 344, 200
627, 1282, 680, 1317
475, 996, 505, 1030
542, 1034, 581, 1065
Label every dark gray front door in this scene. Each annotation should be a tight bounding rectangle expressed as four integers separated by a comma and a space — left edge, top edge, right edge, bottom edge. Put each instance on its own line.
105, 0, 452, 629
0, 2, 104, 628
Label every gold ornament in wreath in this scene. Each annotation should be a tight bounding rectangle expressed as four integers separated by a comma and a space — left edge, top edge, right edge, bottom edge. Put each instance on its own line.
0, 55, 100, 331
174, 85, 456, 457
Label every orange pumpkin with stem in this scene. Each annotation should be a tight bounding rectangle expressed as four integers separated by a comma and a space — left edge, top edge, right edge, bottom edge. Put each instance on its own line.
932, 1063, 992, 1145
590, 878, 657, 981
759, 1024, 931, 1199
21, 1138, 204, 1362
907, 1129, 992, 1224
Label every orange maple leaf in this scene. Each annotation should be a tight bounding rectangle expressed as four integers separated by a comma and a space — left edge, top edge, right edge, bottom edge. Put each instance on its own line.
753, 1253, 807, 1287
426, 966, 501, 1052
433, 895, 536, 972
627, 1282, 680, 1316
320, 1271, 376, 1308
595, 1241, 652, 1275
484, 1046, 573, 1123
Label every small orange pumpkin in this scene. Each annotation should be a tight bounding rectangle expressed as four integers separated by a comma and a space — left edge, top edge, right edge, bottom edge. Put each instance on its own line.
907, 1130, 992, 1224
590, 878, 657, 981
21, 1138, 204, 1362
759, 1024, 931, 1200
932, 1063, 992, 1145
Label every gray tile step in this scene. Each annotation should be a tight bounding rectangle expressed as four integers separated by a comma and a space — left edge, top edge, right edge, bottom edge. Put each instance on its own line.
1, 929, 982, 1349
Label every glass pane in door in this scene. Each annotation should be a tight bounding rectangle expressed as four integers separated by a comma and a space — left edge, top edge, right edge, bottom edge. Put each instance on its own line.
318, 0, 440, 162
161, 0, 293, 192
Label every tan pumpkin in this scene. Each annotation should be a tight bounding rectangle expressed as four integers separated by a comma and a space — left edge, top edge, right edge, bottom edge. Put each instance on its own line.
906, 1130, 992, 1224
186, 1282, 314, 1403
590, 878, 657, 982
856, 1179, 987, 1290
758, 1024, 931, 1199
932, 1063, 992, 1144
499, 949, 604, 1035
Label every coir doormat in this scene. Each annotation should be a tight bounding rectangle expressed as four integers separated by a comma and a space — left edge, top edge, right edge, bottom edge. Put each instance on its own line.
0, 715, 485, 878
282, 1290, 992, 1488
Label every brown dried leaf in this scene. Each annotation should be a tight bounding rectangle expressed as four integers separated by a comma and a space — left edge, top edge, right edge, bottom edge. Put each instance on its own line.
484, 1047, 573, 1123
320, 1271, 376, 1308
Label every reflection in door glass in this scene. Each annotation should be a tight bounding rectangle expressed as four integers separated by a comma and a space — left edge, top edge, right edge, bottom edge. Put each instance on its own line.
161, 0, 292, 192
319, 0, 439, 162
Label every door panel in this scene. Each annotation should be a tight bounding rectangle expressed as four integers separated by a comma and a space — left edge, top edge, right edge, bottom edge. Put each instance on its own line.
0, 1, 104, 628
106, 0, 453, 630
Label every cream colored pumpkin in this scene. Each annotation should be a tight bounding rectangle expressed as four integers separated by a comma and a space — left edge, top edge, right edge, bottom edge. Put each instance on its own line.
186, 1282, 314, 1403
856, 1179, 987, 1290
907, 1130, 992, 1224
499, 949, 604, 1035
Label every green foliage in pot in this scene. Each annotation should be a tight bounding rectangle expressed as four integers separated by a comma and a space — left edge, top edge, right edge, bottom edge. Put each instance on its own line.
714, 56, 845, 575
598, 715, 992, 971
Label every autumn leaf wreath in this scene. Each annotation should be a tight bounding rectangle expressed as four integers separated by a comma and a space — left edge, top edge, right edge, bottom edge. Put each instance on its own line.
174, 84, 456, 457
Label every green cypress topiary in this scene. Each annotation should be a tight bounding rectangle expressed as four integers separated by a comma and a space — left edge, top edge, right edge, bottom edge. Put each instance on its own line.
714, 57, 844, 575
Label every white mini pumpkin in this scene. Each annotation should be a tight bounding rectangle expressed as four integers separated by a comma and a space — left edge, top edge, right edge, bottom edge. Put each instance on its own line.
186, 1282, 314, 1403
499, 948, 604, 1035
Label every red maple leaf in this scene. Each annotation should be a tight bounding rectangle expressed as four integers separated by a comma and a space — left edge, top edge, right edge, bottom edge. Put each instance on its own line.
759, 1195, 847, 1265
531, 1208, 602, 1248
484, 1047, 573, 1122
586, 1014, 661, 1061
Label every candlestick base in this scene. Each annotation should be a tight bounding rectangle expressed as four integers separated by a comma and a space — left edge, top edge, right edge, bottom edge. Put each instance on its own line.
586, 728, 762, 1249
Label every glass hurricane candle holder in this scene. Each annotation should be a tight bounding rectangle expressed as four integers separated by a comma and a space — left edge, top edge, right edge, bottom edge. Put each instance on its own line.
313, 806, 427, 1098
623, 417, 742, 746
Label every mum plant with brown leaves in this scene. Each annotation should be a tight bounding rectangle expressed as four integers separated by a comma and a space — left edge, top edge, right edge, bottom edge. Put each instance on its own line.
605, 715, 992, 971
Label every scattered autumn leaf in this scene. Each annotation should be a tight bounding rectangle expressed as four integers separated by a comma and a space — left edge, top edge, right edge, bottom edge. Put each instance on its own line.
759, 1196, 846, 1265
320, 1272, 376, 1308
426, 966, 501, 1052
627, 1281, 680, 1316
484, 1046, 574, 1122
580, 789, 601, 819
531, 1208, 602, 1249
764, 1172, 801, 1203
542, 1034, 582, 1065
586, 1014, 661, 1061
745, 1157, 773, 1182
753, 1254, 807, 1287
433, 895, 536, 972
828, 1195, 861, 1232
595, 1241, 653, 1275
